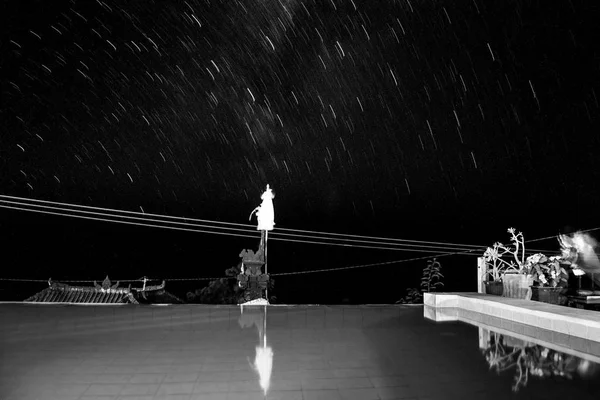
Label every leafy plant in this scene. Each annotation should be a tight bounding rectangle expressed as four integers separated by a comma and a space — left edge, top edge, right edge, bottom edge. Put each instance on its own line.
396, 288, 423, 304
396, 258, 443, 304
187, 264, 276, 304
483, 228, 527, 282
186, 266, 242, 304
525, 253, 569, 288
421, 258, 444, 292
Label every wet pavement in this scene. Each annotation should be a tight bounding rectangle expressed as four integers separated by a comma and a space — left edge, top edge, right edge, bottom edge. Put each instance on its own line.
0, 303, 598, 400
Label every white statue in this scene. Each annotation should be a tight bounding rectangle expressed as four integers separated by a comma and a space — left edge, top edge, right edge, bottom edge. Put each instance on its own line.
249, 184, 275, 231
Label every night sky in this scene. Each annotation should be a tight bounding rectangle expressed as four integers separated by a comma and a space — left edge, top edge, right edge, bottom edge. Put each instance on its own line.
1, 0, 599, 303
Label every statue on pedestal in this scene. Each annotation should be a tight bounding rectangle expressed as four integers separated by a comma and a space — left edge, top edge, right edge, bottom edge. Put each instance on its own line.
238, 184, 274, 304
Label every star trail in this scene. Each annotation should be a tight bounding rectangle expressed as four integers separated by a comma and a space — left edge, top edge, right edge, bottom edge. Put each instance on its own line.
1, 0, 599, 301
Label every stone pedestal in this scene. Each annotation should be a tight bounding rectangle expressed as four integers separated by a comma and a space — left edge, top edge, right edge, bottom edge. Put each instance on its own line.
237, 232, 270, 303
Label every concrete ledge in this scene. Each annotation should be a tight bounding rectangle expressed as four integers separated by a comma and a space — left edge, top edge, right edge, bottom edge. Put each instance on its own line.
423, 292, 459, 308
424, 306, 600, 363
424, 292, 600, 343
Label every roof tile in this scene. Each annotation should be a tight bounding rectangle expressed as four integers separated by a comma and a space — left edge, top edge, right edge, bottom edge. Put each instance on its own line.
23, 278, 183, 304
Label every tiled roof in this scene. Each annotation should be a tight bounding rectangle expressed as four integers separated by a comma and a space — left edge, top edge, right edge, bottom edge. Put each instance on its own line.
24, 283, 138, 304
23, 276, 183, 304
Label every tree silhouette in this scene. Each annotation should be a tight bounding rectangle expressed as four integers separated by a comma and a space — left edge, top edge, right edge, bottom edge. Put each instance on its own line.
186, 264, 276, 304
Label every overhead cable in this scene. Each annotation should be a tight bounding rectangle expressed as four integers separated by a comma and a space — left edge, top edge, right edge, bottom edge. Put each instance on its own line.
0, 194, 549, 253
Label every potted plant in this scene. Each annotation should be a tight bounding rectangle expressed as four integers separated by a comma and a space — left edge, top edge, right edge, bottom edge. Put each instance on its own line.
499, 228, 535, 299
483, 228, 533, 299
525, 253, 569, 304
482, 244, 506, 295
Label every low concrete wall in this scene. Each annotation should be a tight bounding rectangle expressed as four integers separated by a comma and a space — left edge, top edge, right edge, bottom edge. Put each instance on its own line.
424, 292, 600, 343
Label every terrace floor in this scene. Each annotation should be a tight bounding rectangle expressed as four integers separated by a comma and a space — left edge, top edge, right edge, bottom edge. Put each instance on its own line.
1, 301, 599, 400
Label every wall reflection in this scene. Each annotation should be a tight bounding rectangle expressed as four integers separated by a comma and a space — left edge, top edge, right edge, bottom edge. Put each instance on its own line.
479, 327, 599, 392
238, 305, 273, 395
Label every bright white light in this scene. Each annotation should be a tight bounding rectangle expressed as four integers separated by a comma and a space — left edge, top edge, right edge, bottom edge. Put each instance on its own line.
250, 184, 275, 231
252, 344, 273, 395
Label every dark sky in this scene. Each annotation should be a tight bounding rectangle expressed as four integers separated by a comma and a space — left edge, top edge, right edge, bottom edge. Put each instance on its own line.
1, 0, 599, 302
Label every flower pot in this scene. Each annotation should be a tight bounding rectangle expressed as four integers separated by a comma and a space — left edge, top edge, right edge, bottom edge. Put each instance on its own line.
502, 273, 533, 300
530, 286, 564, 305
484, 281, 503, 296
503, 336, 531, 348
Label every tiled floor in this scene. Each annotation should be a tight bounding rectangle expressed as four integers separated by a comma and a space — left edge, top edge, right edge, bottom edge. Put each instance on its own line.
0, 303, 598, 400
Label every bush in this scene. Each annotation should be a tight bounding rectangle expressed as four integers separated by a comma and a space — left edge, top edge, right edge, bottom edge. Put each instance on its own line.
396, 258, 444, 304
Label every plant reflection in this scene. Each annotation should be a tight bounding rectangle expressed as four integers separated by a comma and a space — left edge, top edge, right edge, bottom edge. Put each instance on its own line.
481, 329, 598, 392
238, 304, 273, 395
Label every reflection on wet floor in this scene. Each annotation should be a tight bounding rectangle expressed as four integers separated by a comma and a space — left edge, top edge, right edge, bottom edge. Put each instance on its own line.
239, 304, 273, 395
478, 327, 600, 392
425, 305, 600, 359
1, 304, 599, 400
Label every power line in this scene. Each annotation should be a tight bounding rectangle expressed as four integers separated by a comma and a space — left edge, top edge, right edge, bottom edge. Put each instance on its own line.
0, 198, 492, 253
0, 202, 482, 253
0, 194, 485, 249
0, 202, 261, 240
0, 199, 497, 284
0, 199, 552, 254
524, 227, 600, 244
0, 194, 255, 228
0, 194, 471, 246
0, 194, 588, 285
4, 227, 600, 283
0, 248, 477, 284
0, 277, 153, 284
0, 194, 549, 253
0, 199, 474, 252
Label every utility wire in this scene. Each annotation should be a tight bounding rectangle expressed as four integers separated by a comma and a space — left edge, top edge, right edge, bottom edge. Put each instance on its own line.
0, 198, 493, 253
0, 194, 549, 253
3, 228, 600, 284
0, 199, 552, 254
0, 200, 475, 252
0, 248, 479, 284
0, 194, 486, 249
268, 228, 600, 278
524, 226, 600, 244
1, 194, 594, 284
0, 202, 484, 253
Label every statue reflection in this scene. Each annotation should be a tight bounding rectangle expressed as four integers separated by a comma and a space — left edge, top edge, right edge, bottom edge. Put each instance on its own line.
238, 304, 273, 396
